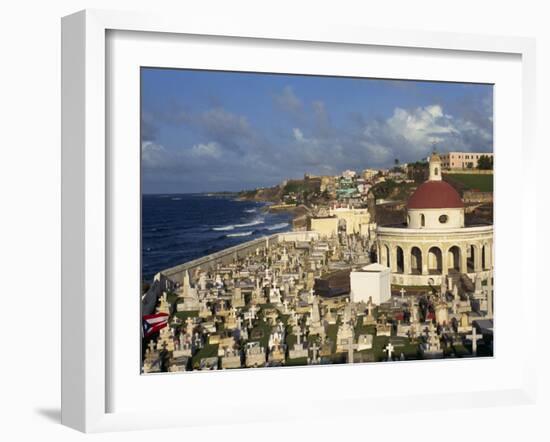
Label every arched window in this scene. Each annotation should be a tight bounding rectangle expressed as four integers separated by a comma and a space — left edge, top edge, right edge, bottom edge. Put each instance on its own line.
435, 167, 439, 176
383, 244, 390, 268
411, 247, 422, 274
421, 213, 425, 227
448, 246, 461, 272
428, 247, 443, 274
396, 246, 404, 273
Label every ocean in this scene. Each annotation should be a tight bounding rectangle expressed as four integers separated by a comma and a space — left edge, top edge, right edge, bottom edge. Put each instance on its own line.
141, 194, 293, 281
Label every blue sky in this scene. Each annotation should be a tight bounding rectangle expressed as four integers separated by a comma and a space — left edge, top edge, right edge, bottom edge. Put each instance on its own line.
141, 68, 493, 194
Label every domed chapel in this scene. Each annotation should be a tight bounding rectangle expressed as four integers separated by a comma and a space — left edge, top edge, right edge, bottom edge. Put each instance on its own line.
376, 154, 493, 286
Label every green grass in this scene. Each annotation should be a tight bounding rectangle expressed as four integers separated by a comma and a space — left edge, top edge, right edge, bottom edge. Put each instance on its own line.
286, 333, 298, 349
323, 319, 340, 353
283, 179, 320, 195
249, 320, 272, 348
192, 344, 219, 368
446, 173, 493, 192
354, 316, 376, 337
174, 310, 198, 321
286, 357, 308, 366
392, 284, 432, 291
452, 343, 470, 357
166, 292, 179, 304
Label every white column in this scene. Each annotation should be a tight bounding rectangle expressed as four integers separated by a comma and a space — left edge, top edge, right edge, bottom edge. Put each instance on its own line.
404, 247, 411, 275
380, 244, 387, 267
422, 246, 429, 275
474, 244, 482, 272
460, 245, 468, 274
441, 248, 448, 276
390, 246, 397, 273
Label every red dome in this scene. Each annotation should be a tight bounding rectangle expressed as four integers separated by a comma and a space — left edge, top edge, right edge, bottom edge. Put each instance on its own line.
407, 180, 464, 209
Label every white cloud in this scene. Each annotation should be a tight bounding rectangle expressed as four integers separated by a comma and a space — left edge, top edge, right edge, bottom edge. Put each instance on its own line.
386, 105, 458, 148
141, 141, 167, 168
293, 127, 304, 142
274, 86, 302, 113
358, 104, 491, 166
191, 142, 222, 158
360, 141, 393, 164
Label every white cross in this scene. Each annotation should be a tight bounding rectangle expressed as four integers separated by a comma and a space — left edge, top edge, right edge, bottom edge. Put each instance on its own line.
466, 327, 483, 356
289, 311, 297, 324
249, 305, 258, 319
148, 340, 156, 354
400, 288, 406, 298
310, 343, 320, 363
245, 311, 255, 328
347, 338, 358, 364
384, 343, 395, 361
295, 327, 302, 345
282, 299, 289, 313
235, 316, 243, 330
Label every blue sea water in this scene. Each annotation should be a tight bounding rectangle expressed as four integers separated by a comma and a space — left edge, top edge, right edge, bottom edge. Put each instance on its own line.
141, 194, 293, 281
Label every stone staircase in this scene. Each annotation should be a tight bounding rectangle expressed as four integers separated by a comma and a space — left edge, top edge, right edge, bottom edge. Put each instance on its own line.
460, 273, 475, 293
446, 270, 474, 295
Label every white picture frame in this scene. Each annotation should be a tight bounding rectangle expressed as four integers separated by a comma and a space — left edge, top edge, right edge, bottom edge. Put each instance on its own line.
61, 9, 537, 433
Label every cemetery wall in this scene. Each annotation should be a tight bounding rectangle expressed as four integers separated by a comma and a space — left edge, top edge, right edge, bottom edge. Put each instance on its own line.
159, 230, 320, 284
140, 230, 320, 314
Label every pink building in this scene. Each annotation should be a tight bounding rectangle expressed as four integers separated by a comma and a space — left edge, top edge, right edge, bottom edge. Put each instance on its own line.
439, 152, 494, 170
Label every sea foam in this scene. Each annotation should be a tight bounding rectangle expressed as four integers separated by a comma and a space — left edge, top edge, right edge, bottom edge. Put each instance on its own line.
226, 231, 253, 237
234, 218, 264, 228
266, 222, 289, 231
213, 225, 235, 231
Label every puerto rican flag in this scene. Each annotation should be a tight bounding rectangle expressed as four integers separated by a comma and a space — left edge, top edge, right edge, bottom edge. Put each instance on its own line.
142, 313, 169, 337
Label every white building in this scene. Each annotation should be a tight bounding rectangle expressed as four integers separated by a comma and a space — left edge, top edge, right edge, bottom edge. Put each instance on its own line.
439, 151, 494, 170
350, 263, 391, 305
341, 169, 357, 179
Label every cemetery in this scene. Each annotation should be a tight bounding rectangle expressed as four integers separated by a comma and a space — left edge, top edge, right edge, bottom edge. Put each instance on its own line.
142, 232, 493, 373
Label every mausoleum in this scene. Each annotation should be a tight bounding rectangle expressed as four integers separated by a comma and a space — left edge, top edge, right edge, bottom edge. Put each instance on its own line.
350, 263, 391, 305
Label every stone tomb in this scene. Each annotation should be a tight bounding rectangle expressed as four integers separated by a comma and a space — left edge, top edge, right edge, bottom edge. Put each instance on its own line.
245, 342, 266, 368
221, 348, 242, 369
169, 355, 190, 372
198, 356, 219, 370
268, 344, 286, 364
376, 314, 392, 337
357, 334, 373, 351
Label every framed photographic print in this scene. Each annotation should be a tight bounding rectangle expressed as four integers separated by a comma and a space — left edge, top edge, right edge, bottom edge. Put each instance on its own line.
61, 9, 537, 432
139, 68, 495, 374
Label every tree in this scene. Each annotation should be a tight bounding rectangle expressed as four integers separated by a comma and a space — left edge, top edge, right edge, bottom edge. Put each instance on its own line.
407, 161, 428, 183
477, 155, 493, 170
394, 158, 400, 166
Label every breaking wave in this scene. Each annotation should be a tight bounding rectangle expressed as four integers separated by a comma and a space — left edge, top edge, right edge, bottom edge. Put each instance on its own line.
213, 225, 235, 231
234, 218, 264, 228
266, 222, 289, 231
226, 231, 253, 237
